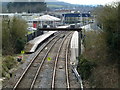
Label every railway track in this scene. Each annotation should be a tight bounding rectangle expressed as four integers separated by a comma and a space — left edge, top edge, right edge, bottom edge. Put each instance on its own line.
51, 32, 72, 89
13, 31, 73, 89
32, 32, 73, 89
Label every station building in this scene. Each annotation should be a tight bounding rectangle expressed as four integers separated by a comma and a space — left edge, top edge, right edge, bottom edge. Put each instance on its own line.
62, 13, 91, 24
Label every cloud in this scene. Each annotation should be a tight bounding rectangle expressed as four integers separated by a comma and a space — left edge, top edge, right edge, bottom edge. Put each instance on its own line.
1, 0, 119, 5
1, 0, 45, 2
58, 0, 119, 5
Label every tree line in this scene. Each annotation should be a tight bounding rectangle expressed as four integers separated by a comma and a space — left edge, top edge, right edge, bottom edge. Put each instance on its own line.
95, 2, 120, 62
7, 2, 47, 13
2, 17, 27, 55
78, 2, 120, 88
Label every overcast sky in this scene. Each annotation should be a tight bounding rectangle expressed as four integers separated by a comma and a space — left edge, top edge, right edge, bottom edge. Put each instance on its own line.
58, 0, 119, 5
2, 0, 120, 5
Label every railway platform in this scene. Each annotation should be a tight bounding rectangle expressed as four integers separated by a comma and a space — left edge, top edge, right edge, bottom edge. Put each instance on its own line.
25, 31, 56, 53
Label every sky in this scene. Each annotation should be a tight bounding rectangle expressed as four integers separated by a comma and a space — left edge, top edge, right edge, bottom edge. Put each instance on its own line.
2, 0, 120, 5
58, 0, 119, 5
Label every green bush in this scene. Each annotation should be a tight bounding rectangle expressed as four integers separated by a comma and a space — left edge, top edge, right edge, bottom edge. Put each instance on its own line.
95, 2, 120, 62
2, 56, 17, 78
79, 56, 96, 80
4, 56, 16, 69
15, 38, 26, 53
2, 17, 27, 55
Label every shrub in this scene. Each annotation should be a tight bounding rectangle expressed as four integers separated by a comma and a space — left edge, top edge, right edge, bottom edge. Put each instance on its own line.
95, 2, 120, 62
2, 17, 27, 55
2, 56, 17, 78
15, 38, 26, 53
79, 56, 96, 80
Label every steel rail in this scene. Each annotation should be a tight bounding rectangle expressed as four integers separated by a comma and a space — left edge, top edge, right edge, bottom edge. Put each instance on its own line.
65, 34, 72, 89
51, 32, 72, 89
30, 35, 63, 89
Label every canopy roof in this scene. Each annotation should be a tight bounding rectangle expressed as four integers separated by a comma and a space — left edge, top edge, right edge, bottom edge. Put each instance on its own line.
33, 15, 61, 21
